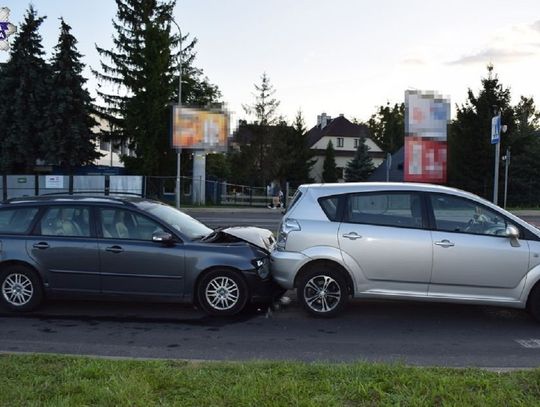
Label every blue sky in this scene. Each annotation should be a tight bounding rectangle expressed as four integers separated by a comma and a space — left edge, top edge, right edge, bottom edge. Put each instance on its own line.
1, 0, 540, 129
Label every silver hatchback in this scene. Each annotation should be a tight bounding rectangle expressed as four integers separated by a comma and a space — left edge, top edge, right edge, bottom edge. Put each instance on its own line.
271, 182, 540, 319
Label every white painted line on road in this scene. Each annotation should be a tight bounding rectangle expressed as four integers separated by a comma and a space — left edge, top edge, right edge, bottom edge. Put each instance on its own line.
515, 339, 540, 348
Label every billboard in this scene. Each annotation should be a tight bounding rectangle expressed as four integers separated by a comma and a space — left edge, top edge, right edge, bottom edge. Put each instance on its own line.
404, 90, 450, 183
171, 106, 229, 151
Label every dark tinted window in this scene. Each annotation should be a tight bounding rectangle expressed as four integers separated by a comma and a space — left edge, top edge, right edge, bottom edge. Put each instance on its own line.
430, 194, 511, 236
319, 195, 340, 221
100, 208, 164, 240
0, 207, 39, 234
345, 192, 423, 228
39, 206, 91, 237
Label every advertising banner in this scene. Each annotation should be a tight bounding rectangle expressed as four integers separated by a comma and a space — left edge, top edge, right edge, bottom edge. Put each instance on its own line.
171, 106, 229, 151
404, 90, 450, 183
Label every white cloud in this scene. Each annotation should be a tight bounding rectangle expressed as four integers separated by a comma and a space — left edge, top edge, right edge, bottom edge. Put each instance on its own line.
447, 20, 540, 66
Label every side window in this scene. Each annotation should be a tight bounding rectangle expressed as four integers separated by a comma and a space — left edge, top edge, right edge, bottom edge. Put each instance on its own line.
430, 194, 510, 236
319, 195, 340, 221
99, 208, 164, 240
345, 192, 423, 228
0, 207, 39, 234
39, 206, 91, 237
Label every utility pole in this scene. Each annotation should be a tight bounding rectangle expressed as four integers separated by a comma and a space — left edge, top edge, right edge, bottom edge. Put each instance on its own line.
503, 148, 511, 209
171, 19, 182, 209
492, 109, 501, 205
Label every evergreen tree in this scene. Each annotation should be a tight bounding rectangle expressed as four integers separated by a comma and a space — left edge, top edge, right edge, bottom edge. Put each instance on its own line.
448, 65, 515, 199
322, 140, 338, 183
0, 6, 50, 172
279, 110, 315, 187
42, 18, 100, 171
232, 74, 280, 186
345, 135, 374, 181
367, 102, 404, 154
94, 0, 220, 175
242, 72, 280, 125
505, 97, 540, 206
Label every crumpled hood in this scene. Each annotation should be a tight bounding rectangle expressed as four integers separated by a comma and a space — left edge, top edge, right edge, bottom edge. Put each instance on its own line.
222, 226, 276, 252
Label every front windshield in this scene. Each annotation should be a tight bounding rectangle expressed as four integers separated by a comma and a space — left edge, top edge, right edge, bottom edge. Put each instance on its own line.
139, 202, 212, 240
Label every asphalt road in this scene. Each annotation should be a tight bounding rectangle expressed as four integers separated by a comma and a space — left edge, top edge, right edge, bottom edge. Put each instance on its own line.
1, 208, 539, 367
1, 298, 539, 367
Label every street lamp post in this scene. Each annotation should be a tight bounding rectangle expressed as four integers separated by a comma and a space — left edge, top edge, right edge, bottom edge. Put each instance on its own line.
491, 109, 507, 206
492, 110, 501, 205
171, 19, 182, 209
503, 148, 511, 209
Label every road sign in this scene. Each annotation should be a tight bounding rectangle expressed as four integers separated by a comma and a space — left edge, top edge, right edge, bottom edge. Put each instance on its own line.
491, 115, 501, 144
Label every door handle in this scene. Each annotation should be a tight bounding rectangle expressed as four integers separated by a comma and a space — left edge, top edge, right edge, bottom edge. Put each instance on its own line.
434, 239, 455, 248
105, 245, 124, 254
32, 242, 50, 250
343, 232, 362, 240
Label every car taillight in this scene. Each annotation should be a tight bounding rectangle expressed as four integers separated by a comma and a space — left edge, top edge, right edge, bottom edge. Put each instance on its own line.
276, 218, 301, 251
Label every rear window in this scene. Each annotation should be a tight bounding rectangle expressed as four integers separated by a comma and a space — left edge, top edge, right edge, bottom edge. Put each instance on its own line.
319, 195, 340, 221
0, 207, 39, 234
285, 190, 303, 213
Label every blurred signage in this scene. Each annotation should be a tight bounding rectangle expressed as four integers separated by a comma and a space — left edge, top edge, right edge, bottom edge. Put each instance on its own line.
0, 7, 17, 51
404, 90, 450, 183
171, 106, 228, 151
45, 175, 63, 189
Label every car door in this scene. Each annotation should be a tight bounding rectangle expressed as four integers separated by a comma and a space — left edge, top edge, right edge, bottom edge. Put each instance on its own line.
337, 191, 433, 295
97, 207, 185, 297
27, 205, 100, 293
427, 193, 530, 300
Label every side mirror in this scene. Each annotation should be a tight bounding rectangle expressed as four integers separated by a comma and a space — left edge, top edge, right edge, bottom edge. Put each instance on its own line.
505, 225, 520, 247
152, 231, 174, 244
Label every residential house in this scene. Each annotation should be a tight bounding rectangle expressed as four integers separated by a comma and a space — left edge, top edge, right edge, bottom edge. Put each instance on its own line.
306, 113, 384, 182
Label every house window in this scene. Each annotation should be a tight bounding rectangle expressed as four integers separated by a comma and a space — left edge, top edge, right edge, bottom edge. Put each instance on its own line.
100, 140, 110, 151
337, 137, 344, 147
354, 138, 359, 148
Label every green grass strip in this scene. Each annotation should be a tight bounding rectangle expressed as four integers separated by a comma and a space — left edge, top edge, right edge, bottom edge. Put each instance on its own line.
0, 353, 539, 406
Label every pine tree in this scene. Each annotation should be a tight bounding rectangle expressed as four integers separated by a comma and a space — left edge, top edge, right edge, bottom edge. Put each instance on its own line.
94, 0, 220, 175
322, 140, 338, 183
242, 72, 280, 125
0, 6, 50, 172
232, 73, 280, 186
448, 65, 514, 199
345, 135, 374, 181
284, 110, 314, 186
42, 18, 100, 171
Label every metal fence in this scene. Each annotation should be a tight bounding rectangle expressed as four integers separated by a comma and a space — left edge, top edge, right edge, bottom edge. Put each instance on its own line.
1, 174, 294, 207
0, 175, 143, 200
145, 176, 293, 207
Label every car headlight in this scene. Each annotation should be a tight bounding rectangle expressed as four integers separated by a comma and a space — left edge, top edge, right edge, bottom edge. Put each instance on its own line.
253, 257, 270, 279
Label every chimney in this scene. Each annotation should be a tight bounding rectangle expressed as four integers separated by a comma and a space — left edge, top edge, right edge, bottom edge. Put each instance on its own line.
339, 113, 344, 118
317, 115, 321, 126
320, 112, 328, 129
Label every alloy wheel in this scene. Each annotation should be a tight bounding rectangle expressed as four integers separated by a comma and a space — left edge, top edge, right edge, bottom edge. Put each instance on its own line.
2, 273, 34, 307
205, 276, 240, 311
303, 275, 341, 313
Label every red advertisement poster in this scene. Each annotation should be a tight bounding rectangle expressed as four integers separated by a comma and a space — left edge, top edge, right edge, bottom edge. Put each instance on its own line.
404, 137, 447, 183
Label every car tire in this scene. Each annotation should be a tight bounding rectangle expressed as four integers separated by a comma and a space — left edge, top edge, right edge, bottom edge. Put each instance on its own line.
297, 266, 348, 318
0, 265, 43, 312
197, 269, 248, 316
527, 284, 540, 322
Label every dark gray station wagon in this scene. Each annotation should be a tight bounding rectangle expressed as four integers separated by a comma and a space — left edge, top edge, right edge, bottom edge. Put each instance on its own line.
0, 196, 280, 316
